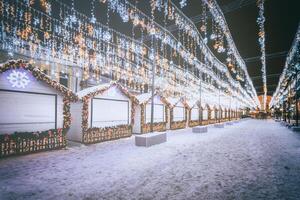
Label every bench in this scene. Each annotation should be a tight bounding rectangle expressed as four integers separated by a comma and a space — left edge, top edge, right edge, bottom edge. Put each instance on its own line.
192, 126, 208, 133
226, 122, 233, 125
214, 123, 225, 128
292, 126, 300, 132
135, 132, 167, 147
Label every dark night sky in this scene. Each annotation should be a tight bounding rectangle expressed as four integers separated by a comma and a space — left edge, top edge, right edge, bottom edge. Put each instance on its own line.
214, 0, 300, 96
67, 0, 300, 96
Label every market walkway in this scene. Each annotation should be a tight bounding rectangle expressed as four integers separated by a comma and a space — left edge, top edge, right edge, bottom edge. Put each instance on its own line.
0, 119, 300, 200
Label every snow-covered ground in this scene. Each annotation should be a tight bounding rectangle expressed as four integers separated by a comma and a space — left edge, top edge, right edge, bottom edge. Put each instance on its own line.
1, 119, 300, 200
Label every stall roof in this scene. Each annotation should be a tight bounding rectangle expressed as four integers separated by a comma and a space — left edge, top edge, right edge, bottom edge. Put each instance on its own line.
199, 102, 209, 109
77, 83, 111, 99
166, 97, 182, 107
185, 99, 199, 108
76, 82, 136, 101
136, 92, 152, 104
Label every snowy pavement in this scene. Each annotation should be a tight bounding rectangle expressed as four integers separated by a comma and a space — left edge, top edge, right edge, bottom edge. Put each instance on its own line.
1, 119, 300, 200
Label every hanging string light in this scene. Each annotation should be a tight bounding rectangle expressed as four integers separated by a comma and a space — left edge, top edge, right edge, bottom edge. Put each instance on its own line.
180, 0, 187, 8
0, 0, 258, 109
90, 0, 96, 24
257, 0, 267, 111
270, 24, 300, 108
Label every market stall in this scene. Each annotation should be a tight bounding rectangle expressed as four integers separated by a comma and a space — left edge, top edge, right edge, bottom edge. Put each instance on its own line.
133, 92, 169, 134
67, 82, 136, 144
232, 109, 237, 120
210, 106, 218, 124
201, 104, 210, 125
0, 60, 77, 157
219, 107, 225, 122
166, 97, 187, 130
224, 108, 228, 121
186, 99, 200, 127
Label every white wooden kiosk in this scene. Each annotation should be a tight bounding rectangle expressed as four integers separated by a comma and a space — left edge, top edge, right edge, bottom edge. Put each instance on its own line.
67, 82, 136, 144
166, 97, 187, 130
232, 109, 237, 120
224, 108, 228, 121
185, 99, 200, 127
214, 106, 225, 128
0, 60, 77, 157
133, 92, 169, 134
224, 107, 231, 122
201, 104, 210, 125
190, 101, 209, 134
225, 107, 234, 125
209, 105, 217, 124
219, 107, 224, 122
229, 109, 233, 120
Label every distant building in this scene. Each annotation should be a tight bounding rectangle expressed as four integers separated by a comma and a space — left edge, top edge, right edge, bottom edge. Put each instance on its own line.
258, 95, 272, 112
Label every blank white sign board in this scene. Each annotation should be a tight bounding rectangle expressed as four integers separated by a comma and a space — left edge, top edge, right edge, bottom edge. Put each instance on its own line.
145, 104, 164, 123
0, 90, 56, 133
92, 98, 129, 127
191, 108, 199, 120
173, 106, 185, 121
203, 110, 208, 120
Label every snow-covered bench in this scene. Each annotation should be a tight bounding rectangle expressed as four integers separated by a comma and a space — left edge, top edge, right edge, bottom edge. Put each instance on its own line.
135, 132, 167, 147
192, 126, 208, 133
214, 123, 225, 128
291, 126, 300, 132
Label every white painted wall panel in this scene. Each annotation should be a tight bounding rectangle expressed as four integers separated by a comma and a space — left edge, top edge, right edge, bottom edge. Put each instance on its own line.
173, 106, 185, 121
211, 110, 215, 119
96, 86, 128, 101
203, 109, 208, 120
91, 98, 129, 127
0, 91, 56, 134
145, 104, 164, 123
133, 105, 141, 134
67, 102, 83, 142
56, 95, 64, 129
153, 96, 163, 104
191, 108, 199, 120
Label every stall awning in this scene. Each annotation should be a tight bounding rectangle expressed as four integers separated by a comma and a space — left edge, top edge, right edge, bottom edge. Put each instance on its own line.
76, 82, 135, 101
135, 93, 152, 104
185, 99, 199, 109
77, 83, 111, 99
166, 97, 183, 107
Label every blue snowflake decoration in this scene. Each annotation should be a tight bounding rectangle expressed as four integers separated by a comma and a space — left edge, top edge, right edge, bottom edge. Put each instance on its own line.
7, 70, 31, 88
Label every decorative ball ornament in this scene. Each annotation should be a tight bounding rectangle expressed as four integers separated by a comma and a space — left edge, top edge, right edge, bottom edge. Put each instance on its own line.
7, 70, 31, 88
